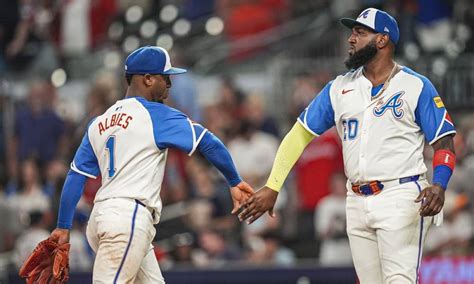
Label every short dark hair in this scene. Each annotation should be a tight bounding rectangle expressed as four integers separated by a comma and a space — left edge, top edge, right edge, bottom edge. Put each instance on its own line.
125, 74, 134, 85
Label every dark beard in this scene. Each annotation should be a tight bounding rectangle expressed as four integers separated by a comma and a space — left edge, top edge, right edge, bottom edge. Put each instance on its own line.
344, 41, 378, 70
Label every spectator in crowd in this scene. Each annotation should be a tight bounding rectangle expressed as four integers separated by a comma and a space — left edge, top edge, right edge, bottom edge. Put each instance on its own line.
228, 120, 279, 187
0, 188, 17, 252
0, 0, 20, 73
58, 0, 117, 55
56, 0, 117, 77
13, 210, 51, 268
7, 159, 51, 220
315, 173, 352, 266
169, 232, 195, 265
202, 104, 234, 142
7, 80, 67, 183
215, 77, 247, 138
246, 230, 295, 266
179, 157, 239, 236
192, 229, 242, 267
244, 95, 280, 138
169, 47, 203, 122
5, 0, 59, 74
200, 77, 246, 142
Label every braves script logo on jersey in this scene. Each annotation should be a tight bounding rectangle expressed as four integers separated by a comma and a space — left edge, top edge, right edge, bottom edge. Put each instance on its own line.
373, 91, 405, 119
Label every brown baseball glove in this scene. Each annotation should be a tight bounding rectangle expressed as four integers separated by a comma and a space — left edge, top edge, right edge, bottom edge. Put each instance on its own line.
19, 239, 70, 284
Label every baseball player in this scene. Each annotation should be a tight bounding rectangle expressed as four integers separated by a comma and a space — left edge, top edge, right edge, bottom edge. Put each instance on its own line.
239, 8, 456, 283
47, 46, 254, 283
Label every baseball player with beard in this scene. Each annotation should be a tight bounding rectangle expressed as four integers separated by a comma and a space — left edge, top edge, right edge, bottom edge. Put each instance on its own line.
239, 8, 456, 283
47, 46, 254, 283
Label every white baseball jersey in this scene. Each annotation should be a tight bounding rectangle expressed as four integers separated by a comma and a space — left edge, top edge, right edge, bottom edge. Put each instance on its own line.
71, 96, 207, 223
298, 66, 456, 184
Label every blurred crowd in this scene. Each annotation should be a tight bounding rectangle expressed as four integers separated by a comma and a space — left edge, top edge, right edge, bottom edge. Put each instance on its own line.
0, 0, 474, 275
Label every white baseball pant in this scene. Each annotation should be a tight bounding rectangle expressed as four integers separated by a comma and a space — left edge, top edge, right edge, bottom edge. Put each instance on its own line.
86, 198, 165, 283
346, 178, 433, 284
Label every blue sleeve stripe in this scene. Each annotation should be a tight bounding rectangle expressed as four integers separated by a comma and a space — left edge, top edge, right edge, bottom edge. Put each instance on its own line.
296, 117, 319, 137
71, 161, 97, 179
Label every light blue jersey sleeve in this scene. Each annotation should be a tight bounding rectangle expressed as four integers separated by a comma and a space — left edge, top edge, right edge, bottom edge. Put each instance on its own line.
71, 124, 100, 178
297, 81, 335, 136
414, 76, 456, 144
140, 99, 207, 155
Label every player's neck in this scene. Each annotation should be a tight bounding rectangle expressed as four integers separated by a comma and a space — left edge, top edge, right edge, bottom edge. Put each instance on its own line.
125, 87, 149, 101
363, 57, 395, 87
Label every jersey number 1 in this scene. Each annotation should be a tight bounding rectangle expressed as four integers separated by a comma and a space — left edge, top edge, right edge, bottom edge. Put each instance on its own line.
105, 135, 116, 178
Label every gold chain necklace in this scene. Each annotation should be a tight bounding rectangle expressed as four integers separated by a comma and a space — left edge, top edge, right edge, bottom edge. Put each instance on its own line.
369, 62, 399, 101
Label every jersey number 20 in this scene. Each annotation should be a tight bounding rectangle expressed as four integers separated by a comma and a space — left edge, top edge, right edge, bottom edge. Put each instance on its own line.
342, 119, 358, 140
105, 135, 116, 178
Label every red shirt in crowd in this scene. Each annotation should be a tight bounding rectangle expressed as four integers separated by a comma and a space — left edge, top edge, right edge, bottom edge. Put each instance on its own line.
294, 127, 343, 211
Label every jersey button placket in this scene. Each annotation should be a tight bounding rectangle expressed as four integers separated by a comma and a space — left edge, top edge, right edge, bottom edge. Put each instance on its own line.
359, 108, 372, 181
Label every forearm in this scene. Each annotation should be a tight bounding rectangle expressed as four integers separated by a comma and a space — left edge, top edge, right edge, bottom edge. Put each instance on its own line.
432, 135, 455, 152
198, 131, 242, 187
265, 122, 315, 192
431, 135, 456, 190
57, 170, 88, 229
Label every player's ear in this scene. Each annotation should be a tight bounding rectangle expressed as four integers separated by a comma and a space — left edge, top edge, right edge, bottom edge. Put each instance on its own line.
376, 34, 389, 48
143, 74, 154, 87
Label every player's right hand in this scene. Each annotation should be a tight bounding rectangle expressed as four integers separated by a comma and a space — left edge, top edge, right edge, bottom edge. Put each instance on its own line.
230, 181, 255, 214
238, 186, 278, 224
49, 228, 71, 245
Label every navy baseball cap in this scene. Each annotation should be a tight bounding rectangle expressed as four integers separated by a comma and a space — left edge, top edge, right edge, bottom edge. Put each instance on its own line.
340, 8, 399, 45
125, 46, 187, 75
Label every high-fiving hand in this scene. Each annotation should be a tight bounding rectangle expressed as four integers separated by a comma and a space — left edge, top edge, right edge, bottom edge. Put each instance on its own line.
237, 186, 279, 224
230, 181, 255, 214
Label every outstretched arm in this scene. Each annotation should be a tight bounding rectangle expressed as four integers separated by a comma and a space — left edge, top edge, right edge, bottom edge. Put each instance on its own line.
239, 122, 315, 224
197, 131, 254, 213
415, 135, 455, 216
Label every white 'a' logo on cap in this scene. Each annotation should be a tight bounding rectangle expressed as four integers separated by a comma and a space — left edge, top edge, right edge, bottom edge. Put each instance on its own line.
357, 8, 377, 29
